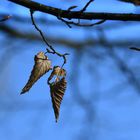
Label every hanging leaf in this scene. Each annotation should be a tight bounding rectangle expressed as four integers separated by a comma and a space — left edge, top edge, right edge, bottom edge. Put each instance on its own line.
50, 77, 67, 122
48, 66, 66, 83
21, 52, 52, 94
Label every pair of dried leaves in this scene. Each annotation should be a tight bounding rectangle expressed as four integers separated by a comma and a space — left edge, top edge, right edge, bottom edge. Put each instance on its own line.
21, 52, 67, 122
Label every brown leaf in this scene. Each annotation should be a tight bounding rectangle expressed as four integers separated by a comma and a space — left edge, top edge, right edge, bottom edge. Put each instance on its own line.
48, 66, 66, 83
21, 52, 52, 94
50, 77, 67, 122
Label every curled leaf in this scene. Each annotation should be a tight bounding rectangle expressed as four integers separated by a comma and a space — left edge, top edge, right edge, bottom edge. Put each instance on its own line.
50, 77, 67, 122
21, 52, 52, 94
48, 66, 66, 83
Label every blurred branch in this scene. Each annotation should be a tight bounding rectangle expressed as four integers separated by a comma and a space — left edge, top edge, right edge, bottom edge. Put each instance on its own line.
0, 15, 11, 22
97, 29, 140, 93
8, 0, 140, 21
130, 47, 140, 51
2, 23, 140, 49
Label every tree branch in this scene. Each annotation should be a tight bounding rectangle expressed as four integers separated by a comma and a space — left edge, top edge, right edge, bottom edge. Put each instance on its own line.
0, 15, 11, 22
9, 0, 140, 21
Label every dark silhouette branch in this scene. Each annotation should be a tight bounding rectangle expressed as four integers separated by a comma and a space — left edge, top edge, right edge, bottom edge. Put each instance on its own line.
8, 0, 140, 21
130, 47, 140, 51
0, 15, 11, 22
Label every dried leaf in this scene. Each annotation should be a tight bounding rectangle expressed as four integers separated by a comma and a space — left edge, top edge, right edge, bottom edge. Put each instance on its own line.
50, 77, 67, 122
21, 52, 52, 94
48, 66, 66, 83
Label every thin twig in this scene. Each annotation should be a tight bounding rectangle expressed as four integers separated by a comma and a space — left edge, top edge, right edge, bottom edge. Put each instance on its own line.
30, 9, 69, 67
57, 0, 104, 28
67, 6, 77, 12
80, 0, 94, 12
130, 47, 140, 51
0, 15, 11, 22
57, 17, 106, 27
57, 16, 72, 28
46, 49, 69, 67
30, 10, 54, 51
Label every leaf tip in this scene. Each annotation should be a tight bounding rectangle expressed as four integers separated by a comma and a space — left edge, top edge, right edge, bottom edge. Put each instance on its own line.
20, 89, 24, 94
55, 119, 58, 123
20, 89, 27, 95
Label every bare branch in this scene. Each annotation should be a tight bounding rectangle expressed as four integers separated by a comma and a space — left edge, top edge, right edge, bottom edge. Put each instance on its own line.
8, 0, 140, 21
130, 47, 140, 51
0, 15, 11, 22
57, 17, 106, 28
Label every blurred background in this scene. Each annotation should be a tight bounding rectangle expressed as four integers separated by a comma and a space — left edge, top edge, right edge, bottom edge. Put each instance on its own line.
1, 0, 140, 140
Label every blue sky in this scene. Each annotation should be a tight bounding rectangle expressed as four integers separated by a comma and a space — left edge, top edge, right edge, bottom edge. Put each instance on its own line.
1, 0, 140, 140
